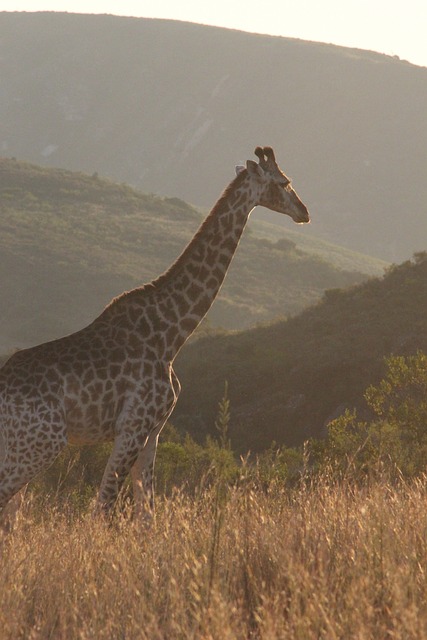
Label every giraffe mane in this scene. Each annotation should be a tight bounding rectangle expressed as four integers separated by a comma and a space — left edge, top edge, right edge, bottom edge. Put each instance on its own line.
150, 169, 248, 290
102, 284, 154, 314
102, 169, 249, 314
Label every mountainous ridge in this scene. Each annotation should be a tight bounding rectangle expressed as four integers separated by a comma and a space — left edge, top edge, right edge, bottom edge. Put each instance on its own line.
0, 11, 425, 261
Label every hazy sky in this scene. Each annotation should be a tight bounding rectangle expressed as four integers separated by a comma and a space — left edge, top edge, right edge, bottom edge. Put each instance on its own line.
2, 0, 426, 68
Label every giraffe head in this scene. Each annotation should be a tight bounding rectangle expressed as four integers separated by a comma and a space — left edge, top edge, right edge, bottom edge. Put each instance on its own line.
240, 146, 310, 224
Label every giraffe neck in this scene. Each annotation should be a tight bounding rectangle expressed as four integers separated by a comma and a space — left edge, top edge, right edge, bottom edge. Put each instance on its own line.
153, 170, 258, 360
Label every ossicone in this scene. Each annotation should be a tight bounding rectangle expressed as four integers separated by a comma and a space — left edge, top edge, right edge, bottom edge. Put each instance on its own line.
254, 146, 277, 169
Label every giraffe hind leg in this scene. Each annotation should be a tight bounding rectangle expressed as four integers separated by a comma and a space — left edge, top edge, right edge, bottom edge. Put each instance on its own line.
0, 422, 67, 524
0, 486, 27, 533
0, 430, 27, 531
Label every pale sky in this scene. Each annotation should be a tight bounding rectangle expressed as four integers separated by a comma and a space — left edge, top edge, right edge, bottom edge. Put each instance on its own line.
2, 0, 427, 68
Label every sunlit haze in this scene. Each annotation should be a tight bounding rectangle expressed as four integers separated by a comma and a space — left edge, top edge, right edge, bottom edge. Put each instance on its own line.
2, 0, 427, 68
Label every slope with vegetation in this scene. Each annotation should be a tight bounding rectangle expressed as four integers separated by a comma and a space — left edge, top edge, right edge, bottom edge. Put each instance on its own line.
174, 253, 427, 452
0, 158, 377, 350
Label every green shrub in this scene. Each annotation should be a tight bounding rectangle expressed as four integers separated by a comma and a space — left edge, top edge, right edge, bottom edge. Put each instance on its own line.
312, 352, 427, 479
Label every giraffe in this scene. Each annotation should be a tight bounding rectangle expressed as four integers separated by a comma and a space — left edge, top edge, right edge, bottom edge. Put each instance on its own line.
0, 146, 309, 518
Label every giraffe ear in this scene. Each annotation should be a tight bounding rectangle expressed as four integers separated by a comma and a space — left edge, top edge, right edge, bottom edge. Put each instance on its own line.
235, 165, 246, 175
246, 159, 265, 179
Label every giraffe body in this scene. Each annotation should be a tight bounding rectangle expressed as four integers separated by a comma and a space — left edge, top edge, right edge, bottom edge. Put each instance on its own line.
0, 146, 309, 516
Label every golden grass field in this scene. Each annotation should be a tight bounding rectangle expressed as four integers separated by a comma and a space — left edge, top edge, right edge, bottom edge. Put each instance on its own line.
1, 475, 427, 639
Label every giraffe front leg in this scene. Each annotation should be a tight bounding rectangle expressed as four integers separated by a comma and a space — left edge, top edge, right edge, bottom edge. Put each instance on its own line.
130, 368, 180, 519
130, 421, 165, 519
95, 432, 143, 517
97, 369, 180, 518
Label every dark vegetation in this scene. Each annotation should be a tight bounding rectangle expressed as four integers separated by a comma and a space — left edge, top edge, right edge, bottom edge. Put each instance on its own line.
173, 253, 427, 451
0, 158, 374, 350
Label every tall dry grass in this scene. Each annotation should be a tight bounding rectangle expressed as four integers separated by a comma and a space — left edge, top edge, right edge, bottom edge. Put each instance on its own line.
2, 475, 427, 639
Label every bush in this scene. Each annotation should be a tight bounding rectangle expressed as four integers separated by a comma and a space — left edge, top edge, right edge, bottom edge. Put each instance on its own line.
312, 352, 427, 479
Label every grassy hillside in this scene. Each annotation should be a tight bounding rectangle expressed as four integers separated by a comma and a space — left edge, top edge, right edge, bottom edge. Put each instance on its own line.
174, 253, 427, 452
0, 12, 425, 261
0, 158, 377, 351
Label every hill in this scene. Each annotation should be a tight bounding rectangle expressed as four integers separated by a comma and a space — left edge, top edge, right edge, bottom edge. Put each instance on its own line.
173, 253, 427, 452
0, 158, 377, 351
0, 12, 425, 261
